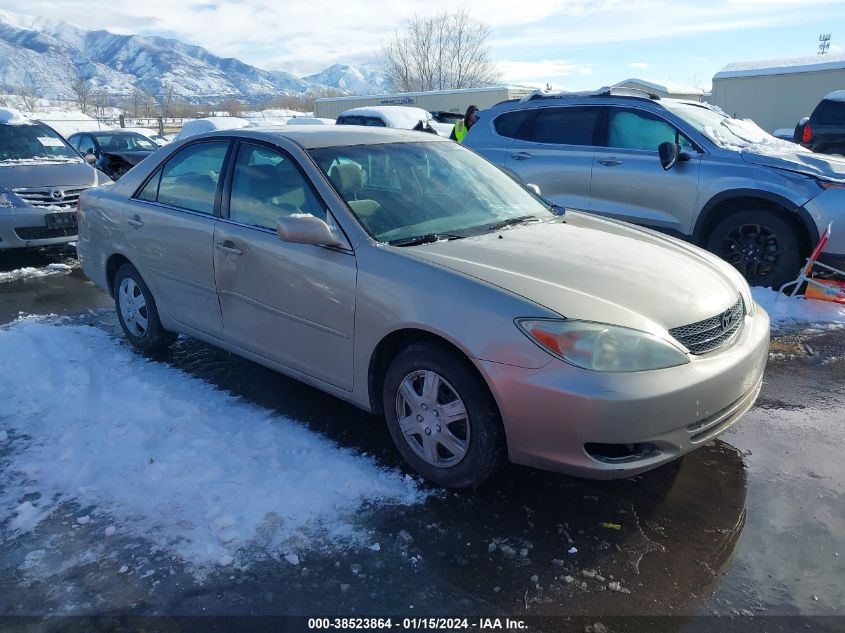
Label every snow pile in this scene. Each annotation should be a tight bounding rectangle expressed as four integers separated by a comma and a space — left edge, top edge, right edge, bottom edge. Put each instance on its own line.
0, 265, 72, 283
0, 321, 425, 571
825, 90, 845, 102
753, 287, 845, 330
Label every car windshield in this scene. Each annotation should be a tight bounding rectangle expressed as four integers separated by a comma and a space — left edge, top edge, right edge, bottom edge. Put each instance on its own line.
94, 132, 158, 152
309, 141, 557, 243
663, 102, 803, 151
0, 122, 80, 164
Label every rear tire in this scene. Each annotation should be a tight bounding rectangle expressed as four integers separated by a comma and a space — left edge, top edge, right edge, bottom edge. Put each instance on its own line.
705, 209, 804, 289
114, 263, 176, 352
382, 342, 507, 488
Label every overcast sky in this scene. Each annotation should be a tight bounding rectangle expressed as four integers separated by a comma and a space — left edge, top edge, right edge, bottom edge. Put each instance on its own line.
3, 0, 845, 89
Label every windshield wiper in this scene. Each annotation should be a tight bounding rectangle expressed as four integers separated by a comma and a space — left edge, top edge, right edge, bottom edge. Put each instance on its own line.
484, 215, 541, 231
388, 233, 466, 247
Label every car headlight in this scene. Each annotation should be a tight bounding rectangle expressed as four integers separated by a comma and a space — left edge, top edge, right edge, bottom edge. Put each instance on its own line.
516, 319, 690, 372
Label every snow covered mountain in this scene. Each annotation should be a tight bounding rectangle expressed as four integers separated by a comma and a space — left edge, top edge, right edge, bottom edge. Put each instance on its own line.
0, 11, 382, 103
303, 64, 385, 95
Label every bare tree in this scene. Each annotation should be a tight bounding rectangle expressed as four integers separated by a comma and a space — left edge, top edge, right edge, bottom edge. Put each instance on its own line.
379, 11, 499, 92
262, 87, 346, 113
71, 78, 92, 114
218, 98, 244, 117
17, 86, 40, 113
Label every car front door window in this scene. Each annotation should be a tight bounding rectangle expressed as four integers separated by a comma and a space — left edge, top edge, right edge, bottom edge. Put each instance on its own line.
607, 109, 695, 152
229, 144, 326, 229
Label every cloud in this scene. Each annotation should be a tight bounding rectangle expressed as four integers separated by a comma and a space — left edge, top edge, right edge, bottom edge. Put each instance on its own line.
627, 62, 650, 69
2, 0, 844, 77
498, 60, 595, 86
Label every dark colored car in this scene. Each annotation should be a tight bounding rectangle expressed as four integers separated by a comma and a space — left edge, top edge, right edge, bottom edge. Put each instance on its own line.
800, 92, 845, 155
67, 130, 159, 180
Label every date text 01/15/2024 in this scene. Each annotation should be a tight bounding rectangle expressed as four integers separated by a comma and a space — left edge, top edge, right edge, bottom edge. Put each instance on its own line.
307, 618, 528, 630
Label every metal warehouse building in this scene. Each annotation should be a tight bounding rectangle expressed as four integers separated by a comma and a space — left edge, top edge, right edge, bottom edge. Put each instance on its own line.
314, 86, 533, 120
712, 53, 845, 133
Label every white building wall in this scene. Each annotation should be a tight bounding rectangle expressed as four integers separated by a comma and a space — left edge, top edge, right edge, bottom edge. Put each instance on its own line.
712, 69, 845, 133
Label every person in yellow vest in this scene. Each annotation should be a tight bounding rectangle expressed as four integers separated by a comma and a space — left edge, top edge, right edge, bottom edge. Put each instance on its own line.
450, 105, 479, 143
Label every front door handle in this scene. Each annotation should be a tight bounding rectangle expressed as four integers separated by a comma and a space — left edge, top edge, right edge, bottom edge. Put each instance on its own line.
127, 215, 144, 228
215, 241, 243, 256
598, 157, 623, 166
510, 151, 533, 161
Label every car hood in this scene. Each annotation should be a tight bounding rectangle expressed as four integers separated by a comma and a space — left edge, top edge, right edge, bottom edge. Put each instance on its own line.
403, 213, 746, 336
740, 147, 845, 180
0, 161, 96, 188
101, 150, 154, 166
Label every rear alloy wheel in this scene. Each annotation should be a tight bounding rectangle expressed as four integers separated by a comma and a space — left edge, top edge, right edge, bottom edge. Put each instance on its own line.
706, 209, 803, 289
383, 343, 506, 488
114, 263, 176, 352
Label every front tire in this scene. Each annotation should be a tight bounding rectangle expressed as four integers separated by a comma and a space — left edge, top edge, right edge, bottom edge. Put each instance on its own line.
705, 209, 804, 289
382, 343, 507, 488
114, 263, 176, 352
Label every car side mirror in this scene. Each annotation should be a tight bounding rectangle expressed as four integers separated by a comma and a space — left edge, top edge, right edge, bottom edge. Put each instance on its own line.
84, 153, 97, 164
276, 214, 344, 248
658, 142, 681, 170
526, 183, 541, 195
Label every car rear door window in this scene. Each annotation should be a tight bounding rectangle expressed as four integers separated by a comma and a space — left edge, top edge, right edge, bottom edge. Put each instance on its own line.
229, 144, 325, 229
607, 109, 694, 152
813, 99, 845, 125
155, 141, 229, 214
493, 109, 536, 140
529, 107, 599, 146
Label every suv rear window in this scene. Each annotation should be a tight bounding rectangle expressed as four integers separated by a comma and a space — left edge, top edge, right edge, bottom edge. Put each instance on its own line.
812, 99, 845, 125
493, 110, 536, 140
530, 107, 598, 145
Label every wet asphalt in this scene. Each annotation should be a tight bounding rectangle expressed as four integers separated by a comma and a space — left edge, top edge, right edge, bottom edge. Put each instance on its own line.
0, 248, 843, 632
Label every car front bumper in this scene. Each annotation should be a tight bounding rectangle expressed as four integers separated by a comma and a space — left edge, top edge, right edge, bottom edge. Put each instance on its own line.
477, 305, 770, 479
0, 208, 78, 250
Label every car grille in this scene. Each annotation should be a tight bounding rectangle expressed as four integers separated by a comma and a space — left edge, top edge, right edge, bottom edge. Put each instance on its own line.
669, 296, 745, 355
14, 226, 78, 240
12, 186, 87, 210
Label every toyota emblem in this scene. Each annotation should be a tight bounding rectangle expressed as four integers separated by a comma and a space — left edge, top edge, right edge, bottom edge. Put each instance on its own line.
50, 189, 65, 200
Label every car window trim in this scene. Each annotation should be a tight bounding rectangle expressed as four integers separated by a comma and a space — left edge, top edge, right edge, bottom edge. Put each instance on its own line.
220, 138, 354, 255
599, 105, 705, 154
130, 138, 234, 218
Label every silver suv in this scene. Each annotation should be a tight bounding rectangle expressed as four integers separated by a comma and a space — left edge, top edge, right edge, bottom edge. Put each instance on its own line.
464, 89, 845, 287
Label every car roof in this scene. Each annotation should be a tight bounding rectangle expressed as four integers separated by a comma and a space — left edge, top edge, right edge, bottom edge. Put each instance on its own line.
219, 126, 451, 149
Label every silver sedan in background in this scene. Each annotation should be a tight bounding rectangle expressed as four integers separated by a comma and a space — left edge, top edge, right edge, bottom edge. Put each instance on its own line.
77, 127, 769, 488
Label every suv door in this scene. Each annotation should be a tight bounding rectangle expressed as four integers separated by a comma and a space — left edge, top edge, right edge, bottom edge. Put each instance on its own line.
502, 105, 599, 210
213, 141, 357, 390
590, 106, 702, 235
128, 139, 230, 335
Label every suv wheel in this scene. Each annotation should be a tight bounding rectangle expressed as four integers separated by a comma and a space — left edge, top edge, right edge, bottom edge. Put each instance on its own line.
114, 263, 176, 351
382, 343, 507, 488
706, 209, 803, 289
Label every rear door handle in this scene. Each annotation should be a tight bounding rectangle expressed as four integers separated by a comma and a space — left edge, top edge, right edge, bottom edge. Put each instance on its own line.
598, 158, 622, 166
127, 215, 144, 228
510, 151, 533, 161
215, 241, 243, 256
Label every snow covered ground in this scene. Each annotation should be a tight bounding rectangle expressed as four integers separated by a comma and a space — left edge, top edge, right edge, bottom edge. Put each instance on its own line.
752, 287, 844, 330
0, 320, 425, 576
